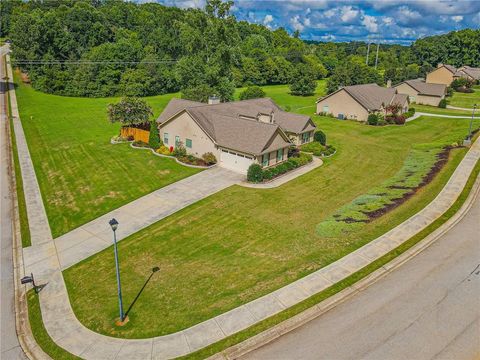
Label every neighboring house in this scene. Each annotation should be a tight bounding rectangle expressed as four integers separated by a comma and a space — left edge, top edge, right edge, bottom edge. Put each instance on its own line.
425, 64, 459, 85
457, 66, 480, 83
315, 83, 409, 122
156, 97, 316, 174
394, 79, 447, 106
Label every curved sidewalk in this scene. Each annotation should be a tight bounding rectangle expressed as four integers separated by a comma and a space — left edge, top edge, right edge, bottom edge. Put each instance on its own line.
24, 141, 480, 358
7, 52, 480, 357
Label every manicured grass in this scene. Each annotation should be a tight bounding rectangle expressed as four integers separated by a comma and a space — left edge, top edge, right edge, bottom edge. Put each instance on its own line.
27, 290, 80, 360
448, 88, 480, 108
64, 113, 480, 339
412, 104, 474, 116
14, 73, 201, 237
182, 157, 480, 360
235, 80, 326, 112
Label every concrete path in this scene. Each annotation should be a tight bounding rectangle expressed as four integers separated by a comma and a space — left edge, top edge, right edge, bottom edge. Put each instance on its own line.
0, 46, 27, 360
407, 111, 480, 122
242, 191, 480, 360
17, 97, 480, 360
240, 156, 323, 189
447, 104, 477, 111
23, 167, 242, 271
7, 46, 480, 358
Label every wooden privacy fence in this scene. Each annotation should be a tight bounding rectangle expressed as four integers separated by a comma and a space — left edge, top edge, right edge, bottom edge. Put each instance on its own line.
121, 127, 150, 143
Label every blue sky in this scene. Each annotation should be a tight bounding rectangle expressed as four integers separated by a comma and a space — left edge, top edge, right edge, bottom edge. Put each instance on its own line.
148, 0, 480, 44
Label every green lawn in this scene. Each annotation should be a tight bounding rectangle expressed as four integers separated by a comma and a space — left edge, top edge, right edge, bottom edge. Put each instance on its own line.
234, 80, 326, 112
448, 88, 480, 108
411, 104, 475, 116
14, 73, 201, 237
64, 112, 480, 339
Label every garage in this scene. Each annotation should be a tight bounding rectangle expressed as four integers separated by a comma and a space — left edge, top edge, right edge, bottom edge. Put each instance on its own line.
220, 149, 255, 174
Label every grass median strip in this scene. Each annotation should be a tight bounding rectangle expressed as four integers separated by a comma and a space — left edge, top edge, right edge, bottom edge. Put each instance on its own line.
26, 290, 81, 360
181, 158, 480, 360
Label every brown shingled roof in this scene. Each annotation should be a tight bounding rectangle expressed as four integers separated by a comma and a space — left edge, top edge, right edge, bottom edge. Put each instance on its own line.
401, 79, 446, 97
459, 66, 480, 80
342, 83, 396, 111
157, 98, 310, 155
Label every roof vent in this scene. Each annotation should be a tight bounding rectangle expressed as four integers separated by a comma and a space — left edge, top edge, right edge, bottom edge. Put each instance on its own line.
386, 79, 392, 88
208, 95, 220, 105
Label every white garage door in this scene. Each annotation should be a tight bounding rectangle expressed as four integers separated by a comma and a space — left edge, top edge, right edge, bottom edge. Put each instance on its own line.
220, 149, 254, 174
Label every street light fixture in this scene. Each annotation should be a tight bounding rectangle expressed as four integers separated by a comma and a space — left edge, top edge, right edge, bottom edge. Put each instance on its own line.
109, 218, 125, 323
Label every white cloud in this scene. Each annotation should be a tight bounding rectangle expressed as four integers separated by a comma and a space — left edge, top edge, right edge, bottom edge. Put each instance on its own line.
340, 5, 359, 22
263, 14, 274, 25
290, 15, 305, 31
451, 15, 463, 22
304, 17, 311, 26
362, 15, 378, 32
323, 8, 336, 18
382, 17, 394, 25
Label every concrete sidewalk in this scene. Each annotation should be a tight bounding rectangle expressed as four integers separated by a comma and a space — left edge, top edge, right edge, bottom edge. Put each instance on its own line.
407, 111, 480, 122
9, 50, 480, 358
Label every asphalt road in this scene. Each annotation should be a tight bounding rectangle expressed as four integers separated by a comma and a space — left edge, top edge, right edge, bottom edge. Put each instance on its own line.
242, 193, 480, 360
0, 45, 27, 360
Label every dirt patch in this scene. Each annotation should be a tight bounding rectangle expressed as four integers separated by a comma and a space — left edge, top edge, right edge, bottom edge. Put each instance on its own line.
361, 146, 453, 221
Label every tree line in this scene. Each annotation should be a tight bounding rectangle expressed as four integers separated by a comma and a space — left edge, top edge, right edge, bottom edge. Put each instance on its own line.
1, 0, 479, 99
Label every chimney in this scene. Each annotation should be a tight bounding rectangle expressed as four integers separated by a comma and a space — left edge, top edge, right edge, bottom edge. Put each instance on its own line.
437, 63, 443, 68
386, 79, 392, 88
208, 95, 220, 105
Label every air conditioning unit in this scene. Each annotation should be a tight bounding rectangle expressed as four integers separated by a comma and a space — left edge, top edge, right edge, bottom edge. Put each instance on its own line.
337, 113, 345, 120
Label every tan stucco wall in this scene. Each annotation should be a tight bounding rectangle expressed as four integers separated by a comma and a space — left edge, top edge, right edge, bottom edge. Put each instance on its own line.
394, 83, 418, 101
159, 112, 218, 158
317, 89, 369, 121
426, 67, 454, 86
288, 131, 314, 145
416, 94, 443, 106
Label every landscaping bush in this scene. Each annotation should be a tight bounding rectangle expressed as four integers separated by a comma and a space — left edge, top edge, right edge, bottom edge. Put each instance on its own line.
172, 142, 187, 157
438, 99, 447, 108
201, 152, 217, 165
156, 145, 171, 155
300, 141, 326, 156
367, 113, 379, 126
132, 140, 149, 148
322, 145, 336, 156
276, 163, 288, 175
148, 122, 161, 149
178, 155, 208, 166
263, 168, 274, 180
239, 86, 266, 100
247, 164, 263, 183
394, 115, 406, 125
405, 108, 415, 119
314, 130, 327, 145
288, 146, 300, 158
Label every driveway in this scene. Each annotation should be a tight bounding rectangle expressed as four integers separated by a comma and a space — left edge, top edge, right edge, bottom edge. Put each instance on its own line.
24, 167, 242, 271
242, 193, 480, 360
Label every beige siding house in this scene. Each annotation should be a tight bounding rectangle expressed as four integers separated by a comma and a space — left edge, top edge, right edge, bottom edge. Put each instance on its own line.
157, 98, 316, 174
394, 79, 446, 106
316, 83, 409, 122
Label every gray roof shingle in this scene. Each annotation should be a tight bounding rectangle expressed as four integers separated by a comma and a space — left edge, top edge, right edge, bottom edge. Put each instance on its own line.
401, 79, 447, 97
343, 83, 396, 111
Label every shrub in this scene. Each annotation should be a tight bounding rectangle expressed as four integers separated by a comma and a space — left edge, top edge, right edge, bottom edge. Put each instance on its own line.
148, 122, 161, 149
276, 163, 288, 175
405, 108, 415, 118
247, 164, 263, 183
172, 142, 187, 157
394, 115, 406, 125
367, 113, 379, 125
156, 145, 171, 155
314, 130, 327, 145
288, 146, 300, 158
132, 140, 149, 147
438, 99, 447, 108
202, 152, 217, 165
239, 86, 266, 100
263, 168, 274, 181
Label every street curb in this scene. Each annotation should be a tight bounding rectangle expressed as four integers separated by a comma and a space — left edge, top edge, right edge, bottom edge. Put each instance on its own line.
212, 164, 480, 360
4, 56, 50, 360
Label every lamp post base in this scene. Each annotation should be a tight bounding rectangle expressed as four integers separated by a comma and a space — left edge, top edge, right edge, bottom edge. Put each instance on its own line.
115, 316, 129, 327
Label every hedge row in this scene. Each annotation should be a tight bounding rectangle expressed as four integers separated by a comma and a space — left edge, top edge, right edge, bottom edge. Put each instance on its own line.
247, 153, 313, 183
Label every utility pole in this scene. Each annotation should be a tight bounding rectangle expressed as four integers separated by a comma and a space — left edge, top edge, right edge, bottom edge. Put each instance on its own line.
366, 43, 370, 65
374, 43, 380, 70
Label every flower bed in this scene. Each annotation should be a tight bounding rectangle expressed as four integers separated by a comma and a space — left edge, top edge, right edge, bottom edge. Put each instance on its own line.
300, 142, 336, 157
247, 152, 313, 183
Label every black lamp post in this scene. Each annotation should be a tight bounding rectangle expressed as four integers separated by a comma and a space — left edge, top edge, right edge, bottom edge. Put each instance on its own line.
109, 218, 124, 322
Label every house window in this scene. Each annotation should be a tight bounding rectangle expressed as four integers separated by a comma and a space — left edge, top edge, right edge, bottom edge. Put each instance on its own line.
323, 105, 329, 113
175, 135, 180, 146
302, 132, 309, 144
262, 154, 269, 167
164, 133, 169, 144
186, 138, 192, 148
277, 148, 283, 162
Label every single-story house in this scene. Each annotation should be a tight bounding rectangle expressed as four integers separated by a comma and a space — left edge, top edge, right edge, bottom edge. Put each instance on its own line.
394, 79, 447, 106
156, 97, 316, 174
456, 66, 480, 83
315, 83, 409, 122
